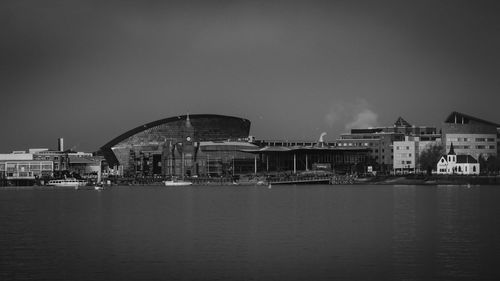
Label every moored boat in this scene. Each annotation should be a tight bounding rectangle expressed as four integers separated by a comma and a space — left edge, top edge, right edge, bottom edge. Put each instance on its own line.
164, 179, 193, 186
47, 178, 87, 188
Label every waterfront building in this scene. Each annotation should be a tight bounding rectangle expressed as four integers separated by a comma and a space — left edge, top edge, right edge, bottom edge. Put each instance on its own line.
336, 117, 440, 172
245, 135, 370, 174
436, 143, 479, 175
442, 112, 499, 161
31, 149, 69, 172
197, 141, 259, 176
0, 138, 103, 184
393, 136, 441, 174
0, 153, 53, 184
100, 114, 253, 177
68, 155, 104, 182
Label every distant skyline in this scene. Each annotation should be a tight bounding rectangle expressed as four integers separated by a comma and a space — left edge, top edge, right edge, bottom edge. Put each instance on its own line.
2, 0, 500, 153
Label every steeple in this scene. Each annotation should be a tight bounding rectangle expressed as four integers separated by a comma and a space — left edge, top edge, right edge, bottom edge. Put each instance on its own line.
448, 142, 456, 155
185, 113, 192, 128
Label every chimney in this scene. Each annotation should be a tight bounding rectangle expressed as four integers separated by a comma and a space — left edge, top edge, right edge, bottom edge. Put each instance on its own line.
58, 138, 64, 151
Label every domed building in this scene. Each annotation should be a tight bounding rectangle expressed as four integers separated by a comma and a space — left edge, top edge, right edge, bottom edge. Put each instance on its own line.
100, 114, 254, 177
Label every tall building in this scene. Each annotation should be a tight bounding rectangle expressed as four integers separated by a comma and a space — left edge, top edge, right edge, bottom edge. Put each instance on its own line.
442, 112, 499, 160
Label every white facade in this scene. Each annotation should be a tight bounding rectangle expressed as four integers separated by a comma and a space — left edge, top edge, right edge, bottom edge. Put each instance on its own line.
0, 153, 33, 161
0, 161, 53, 179
436, 154, 479, 175
393, 140, 416, 174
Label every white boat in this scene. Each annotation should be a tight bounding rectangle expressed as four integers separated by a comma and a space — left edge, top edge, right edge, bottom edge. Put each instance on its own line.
47, 178, 87, 188
164, 179, 193, 186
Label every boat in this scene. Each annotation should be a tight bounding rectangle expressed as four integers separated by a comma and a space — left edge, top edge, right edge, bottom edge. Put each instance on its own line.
47, 178, 87, 188
164, 178, 193, 186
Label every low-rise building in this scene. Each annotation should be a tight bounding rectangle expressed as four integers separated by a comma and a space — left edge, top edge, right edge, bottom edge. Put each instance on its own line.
0, 153, 53, 182
436, 143, 479, 175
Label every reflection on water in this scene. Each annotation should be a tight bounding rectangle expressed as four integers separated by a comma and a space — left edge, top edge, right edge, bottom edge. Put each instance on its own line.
1, 185, 500, 281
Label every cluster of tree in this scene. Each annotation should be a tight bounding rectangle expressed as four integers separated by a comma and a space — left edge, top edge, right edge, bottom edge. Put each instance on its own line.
419, 143, 445, 175
478, 155, 500, 175
418, 144, 500, 175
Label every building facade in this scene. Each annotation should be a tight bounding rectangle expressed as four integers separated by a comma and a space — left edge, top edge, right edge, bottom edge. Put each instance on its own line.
442, 112, 499, 161
0, 153, 53, 184
336, 117, 440, 172
393, 136, 441, 174
100, 114, 253, 177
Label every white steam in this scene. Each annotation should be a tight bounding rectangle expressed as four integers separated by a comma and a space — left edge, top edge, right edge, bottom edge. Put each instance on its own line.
325, 98, 379, 130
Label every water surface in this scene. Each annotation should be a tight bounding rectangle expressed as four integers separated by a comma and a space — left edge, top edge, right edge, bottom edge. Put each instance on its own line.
1, 185, 500, 281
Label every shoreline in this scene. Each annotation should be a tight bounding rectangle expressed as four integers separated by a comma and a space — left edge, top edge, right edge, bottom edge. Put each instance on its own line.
354, 175, 500, 186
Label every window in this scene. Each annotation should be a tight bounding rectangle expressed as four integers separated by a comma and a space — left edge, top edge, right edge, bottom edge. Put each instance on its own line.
406, 161, 412, 164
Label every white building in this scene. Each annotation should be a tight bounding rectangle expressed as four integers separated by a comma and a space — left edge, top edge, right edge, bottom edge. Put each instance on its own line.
0, 153, 53, 180
436, 143, 479, 175
393, 136, 441, 174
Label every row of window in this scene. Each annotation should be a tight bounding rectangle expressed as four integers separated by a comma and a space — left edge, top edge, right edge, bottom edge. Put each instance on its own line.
338, 142, 374, 147
448, 137, 495, 142
447, 145, 496, 149
395, 146, 411, 150
396, 153, 412, 158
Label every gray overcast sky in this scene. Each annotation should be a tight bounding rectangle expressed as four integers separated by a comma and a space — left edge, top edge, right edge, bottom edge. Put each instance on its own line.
1, 0, 500, 152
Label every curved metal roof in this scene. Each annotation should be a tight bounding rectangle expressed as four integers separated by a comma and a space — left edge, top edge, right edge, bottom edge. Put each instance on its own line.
101, 114, 249, 150
99, 114, 250, 166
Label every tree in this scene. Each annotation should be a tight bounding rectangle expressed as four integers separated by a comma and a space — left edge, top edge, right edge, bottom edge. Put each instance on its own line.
481, 155, 500, 175
419, 143, 444, 175
478, 154, 488, 175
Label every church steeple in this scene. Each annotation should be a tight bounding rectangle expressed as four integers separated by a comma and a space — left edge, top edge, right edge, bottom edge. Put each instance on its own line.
186, 113, 192, 128
448, 142, 456, 155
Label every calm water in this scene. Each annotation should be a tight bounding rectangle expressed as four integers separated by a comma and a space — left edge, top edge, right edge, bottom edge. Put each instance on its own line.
1, 185, 500, 281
